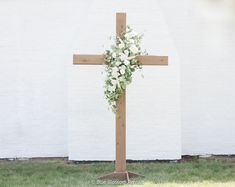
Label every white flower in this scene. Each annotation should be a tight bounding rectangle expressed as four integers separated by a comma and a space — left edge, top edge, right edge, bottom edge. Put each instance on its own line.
112, 53, 116, 58
130, 45, 139, 54
125, 31, 138, 39
130, 31, 138, 37
121, 65, 126, 70
112, 70, 119, 78
118, 76, 124, 82
124, 50, 129, 55
128, 39, 134, 44
120, 53, 128, 61
118, 43, 125, 49
120, 69, 125, 75
116, 61, 121, 66
125, 33, 131, 39
112, 67, 119, 72
108, 85, 116, 92
111, 79, 118, 85
124, 60, 130, 65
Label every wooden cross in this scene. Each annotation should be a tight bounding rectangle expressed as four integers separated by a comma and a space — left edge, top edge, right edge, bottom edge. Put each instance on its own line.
73, 12, 168, 182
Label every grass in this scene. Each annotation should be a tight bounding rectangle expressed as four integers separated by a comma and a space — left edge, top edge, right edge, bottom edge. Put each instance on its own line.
0, 158, 234, 187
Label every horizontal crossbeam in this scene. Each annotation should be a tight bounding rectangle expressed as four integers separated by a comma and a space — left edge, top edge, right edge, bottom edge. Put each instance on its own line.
73, 54, 104, 65
137, 55, 168, 65
73, 54, 168, 65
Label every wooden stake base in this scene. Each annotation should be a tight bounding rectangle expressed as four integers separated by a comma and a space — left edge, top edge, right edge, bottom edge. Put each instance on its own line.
97, 171, 144, 183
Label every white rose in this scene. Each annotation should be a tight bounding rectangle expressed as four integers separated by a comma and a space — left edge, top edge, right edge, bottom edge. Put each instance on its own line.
128, 39, 134, 44
130, 45, 139, 54
118, 43, 125, 49
112, 67, 119, 72
120, 53, 128, 61
112, 53, 116, 58
112, 71, 119, 78
121, 65, 126, 70
124, 50, 129, 55
124, 60, 130, 65
116, 61, 121, 66
125, 33, 131, 39
120, 69, 125, 75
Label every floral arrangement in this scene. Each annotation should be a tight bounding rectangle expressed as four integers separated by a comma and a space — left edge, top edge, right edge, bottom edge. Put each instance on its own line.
104, 26, 146, 113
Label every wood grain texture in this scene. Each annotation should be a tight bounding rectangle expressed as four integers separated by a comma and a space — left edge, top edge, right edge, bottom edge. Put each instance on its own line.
137, 55, 168, 65
115, 12, 127, 172
73, 54, 104, 65
116, 13, 126, 36
116, 90, 126, 172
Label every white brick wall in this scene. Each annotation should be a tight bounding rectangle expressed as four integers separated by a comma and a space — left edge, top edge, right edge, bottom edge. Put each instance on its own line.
0, 0, 234, 159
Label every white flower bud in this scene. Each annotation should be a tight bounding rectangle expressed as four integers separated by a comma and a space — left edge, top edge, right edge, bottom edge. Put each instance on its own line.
125, 33, 131, 39
121, 65, 126, 70
130, 45, 139, 54
120, 53, 128, 61
119, 43, 125, 49
120, 53, 125, 61
116, 61, 121, 66
124, 50, 129, 55
112, 67, 119, 72
112, 53, 116, 58
130, 31, 138, 37
124, 60, 130, 65
120, 69, 125, 75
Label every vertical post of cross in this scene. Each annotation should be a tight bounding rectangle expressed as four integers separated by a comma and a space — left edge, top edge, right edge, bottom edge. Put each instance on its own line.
115, 12, 127, 173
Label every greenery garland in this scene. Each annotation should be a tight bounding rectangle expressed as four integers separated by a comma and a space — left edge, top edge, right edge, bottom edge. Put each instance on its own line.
104, 26, 146, 113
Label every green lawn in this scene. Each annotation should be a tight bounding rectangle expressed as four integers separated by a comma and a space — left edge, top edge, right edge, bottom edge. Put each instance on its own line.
0, 158, 234, 187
